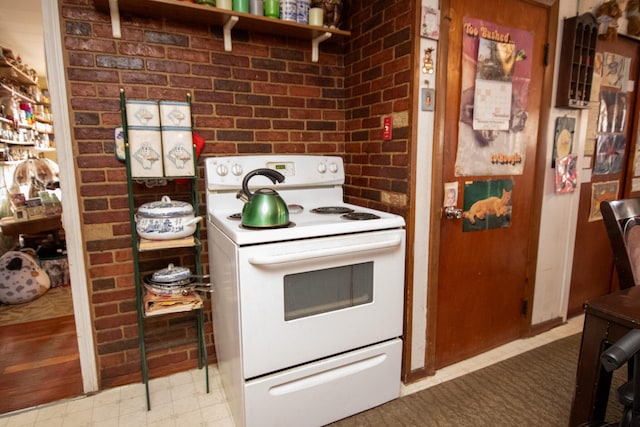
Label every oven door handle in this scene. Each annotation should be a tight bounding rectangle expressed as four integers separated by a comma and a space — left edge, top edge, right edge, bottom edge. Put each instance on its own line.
248, 237, 402, 266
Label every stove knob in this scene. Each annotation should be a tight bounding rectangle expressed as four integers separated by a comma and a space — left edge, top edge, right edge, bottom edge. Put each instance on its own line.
317, 163, 327, 173
216, 164, 228, 176
231, 164, 243, 176
328, 162, 339, 173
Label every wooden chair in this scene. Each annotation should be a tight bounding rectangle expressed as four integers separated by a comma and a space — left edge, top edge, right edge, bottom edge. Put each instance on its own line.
600, 198, 640, 290
601, 329, 640, 427
591, 200, 640, 426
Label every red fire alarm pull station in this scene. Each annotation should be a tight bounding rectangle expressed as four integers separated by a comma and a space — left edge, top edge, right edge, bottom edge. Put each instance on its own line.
383, 116, 392, 140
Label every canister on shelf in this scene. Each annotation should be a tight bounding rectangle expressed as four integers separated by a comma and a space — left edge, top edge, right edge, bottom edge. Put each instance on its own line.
280, 0, 297, 21
309, 7, 323, 26
264, 0, 279, 17
250, 0, 264, 15
233, 0, 249, 12
297, 0, 311, 24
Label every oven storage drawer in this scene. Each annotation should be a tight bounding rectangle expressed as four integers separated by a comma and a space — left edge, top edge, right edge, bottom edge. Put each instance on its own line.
243, 338, 402, 427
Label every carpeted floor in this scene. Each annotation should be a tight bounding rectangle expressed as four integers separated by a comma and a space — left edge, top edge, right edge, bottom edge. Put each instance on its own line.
329, 334, 626, 427
0, 286, 74, 326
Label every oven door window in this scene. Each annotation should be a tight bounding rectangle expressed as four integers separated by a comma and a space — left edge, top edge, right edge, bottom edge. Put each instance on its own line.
283, 262, 373, 321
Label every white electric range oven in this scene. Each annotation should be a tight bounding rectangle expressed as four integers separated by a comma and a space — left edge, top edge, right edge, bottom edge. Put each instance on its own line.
205, 155, 405, 427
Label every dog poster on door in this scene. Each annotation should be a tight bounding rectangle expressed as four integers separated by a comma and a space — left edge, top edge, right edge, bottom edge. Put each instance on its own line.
462, 178, 513, 232
454, 17, 533, 176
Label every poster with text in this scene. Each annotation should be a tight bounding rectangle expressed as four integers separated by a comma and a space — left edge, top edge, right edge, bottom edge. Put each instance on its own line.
455, 17, 533, 176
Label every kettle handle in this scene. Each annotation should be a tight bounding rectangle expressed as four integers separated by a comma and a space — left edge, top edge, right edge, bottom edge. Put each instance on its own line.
241, 168, 285, 198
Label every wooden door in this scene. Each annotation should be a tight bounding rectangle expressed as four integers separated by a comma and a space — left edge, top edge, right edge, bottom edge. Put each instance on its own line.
434, 0, 550, 369
568, 37, 640, 316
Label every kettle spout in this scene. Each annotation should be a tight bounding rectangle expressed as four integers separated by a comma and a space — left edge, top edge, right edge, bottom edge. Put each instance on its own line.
236, 190, 249, 203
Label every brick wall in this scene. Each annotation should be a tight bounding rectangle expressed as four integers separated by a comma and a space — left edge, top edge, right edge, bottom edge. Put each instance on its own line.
343, 0, 413, 217
60, 0, 414, 389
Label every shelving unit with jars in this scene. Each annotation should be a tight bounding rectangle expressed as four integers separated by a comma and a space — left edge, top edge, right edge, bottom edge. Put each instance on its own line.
0, 58, 56, 158
0, 53, 61, 240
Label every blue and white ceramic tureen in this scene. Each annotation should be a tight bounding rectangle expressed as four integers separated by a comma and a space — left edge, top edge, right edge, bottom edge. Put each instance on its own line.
135, 195, 202, 240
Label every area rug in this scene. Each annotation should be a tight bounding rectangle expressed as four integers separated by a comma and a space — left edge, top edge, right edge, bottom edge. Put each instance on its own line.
0, 286, 74, 326
329, 333, 626, 426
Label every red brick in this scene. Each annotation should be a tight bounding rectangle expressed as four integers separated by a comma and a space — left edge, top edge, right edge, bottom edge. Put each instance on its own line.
90, 252, 114, 266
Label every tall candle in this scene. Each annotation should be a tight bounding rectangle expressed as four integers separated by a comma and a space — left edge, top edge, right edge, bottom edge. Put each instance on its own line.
309, 7, 323, 26
217, 0, 232, 9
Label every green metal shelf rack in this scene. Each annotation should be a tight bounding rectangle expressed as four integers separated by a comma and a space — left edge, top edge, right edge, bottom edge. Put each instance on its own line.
119, 89, 209, 410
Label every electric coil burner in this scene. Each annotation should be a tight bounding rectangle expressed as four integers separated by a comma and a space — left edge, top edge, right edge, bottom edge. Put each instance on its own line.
342, 211, 381, 220
311, 206, 354, 214
205, 155, 406, 427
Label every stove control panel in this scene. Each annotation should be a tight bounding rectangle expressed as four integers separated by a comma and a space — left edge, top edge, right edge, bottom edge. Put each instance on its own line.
205, 155, 345, 190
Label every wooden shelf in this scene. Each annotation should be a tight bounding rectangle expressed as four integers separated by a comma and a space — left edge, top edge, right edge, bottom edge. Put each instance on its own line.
0, 82, 37, 104
0, 214, 62, 236
138, 235, 197, 252
94, 0, 350, 62
0, 59, 37, 86
143, 292, 203, 317
0, 139, 34, 146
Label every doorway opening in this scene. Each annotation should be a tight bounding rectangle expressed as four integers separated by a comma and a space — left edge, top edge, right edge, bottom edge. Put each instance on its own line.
0, 0, 95, 413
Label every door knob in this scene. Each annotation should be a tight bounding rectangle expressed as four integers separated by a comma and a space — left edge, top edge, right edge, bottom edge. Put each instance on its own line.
444, 206, 463, 219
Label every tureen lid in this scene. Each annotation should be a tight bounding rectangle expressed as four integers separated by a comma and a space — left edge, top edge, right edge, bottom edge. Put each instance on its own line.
151, 263, 192, 283
137, 196, 194, 218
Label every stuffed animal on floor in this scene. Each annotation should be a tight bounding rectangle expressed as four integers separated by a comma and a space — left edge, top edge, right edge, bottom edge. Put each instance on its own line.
628, 0, 640, 36
0, 251, 50, 304
596, 0, 623, 41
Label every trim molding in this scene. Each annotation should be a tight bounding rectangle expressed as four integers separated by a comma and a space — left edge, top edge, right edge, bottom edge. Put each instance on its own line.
41, 0, 99, 393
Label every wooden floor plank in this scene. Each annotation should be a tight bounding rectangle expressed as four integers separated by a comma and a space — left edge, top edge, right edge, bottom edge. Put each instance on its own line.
0, 315, 83, 414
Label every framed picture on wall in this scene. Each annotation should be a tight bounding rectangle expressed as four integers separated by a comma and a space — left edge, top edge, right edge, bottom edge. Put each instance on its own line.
552, 116, 575, 168
420, 6, 440, 40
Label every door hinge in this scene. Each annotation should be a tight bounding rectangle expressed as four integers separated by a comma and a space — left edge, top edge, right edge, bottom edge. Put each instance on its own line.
543, 43, 549, 66
521, 299, 529, 316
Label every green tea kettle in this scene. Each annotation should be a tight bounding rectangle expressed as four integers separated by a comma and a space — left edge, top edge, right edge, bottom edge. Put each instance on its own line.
236, 168, 289, 228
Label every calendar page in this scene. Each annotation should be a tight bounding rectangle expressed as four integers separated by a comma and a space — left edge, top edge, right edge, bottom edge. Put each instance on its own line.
473, 80, 512, 130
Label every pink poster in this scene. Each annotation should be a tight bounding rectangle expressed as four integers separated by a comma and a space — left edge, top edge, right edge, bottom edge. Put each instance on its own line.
455, 17, 534, 176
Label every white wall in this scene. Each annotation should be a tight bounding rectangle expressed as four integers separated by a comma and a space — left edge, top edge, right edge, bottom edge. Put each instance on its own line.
531, 0, 591, 324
